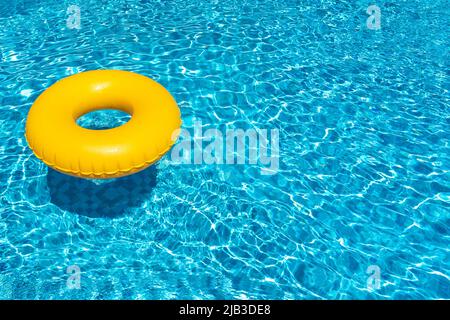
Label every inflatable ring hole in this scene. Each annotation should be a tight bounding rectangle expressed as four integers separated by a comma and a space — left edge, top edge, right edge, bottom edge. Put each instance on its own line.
76, 109, 131, 130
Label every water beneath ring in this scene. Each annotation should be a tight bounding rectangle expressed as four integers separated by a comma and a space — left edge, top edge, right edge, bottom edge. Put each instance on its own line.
76, 109, 131, 130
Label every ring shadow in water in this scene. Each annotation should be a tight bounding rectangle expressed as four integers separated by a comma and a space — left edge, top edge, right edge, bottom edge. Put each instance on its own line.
47, 166, 157, 218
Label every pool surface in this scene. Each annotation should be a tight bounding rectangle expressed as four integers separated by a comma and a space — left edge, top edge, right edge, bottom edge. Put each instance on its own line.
0, 0, 449, 299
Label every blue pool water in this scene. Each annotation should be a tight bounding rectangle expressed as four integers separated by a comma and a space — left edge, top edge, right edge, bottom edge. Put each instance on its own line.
0, 0, 449, 299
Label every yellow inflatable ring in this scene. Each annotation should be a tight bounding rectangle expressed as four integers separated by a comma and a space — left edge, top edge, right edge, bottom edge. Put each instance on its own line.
25, 70, 181, 179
